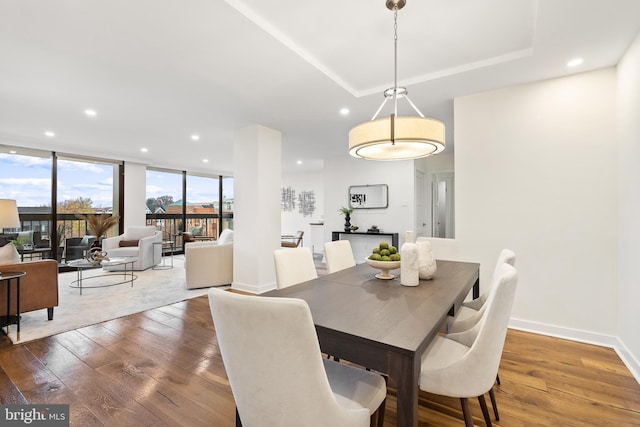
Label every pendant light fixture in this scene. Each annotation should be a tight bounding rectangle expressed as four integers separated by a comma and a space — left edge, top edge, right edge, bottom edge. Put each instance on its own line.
348, 0, 446, 161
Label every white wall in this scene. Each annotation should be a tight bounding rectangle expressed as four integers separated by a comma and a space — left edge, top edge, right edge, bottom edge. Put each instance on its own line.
617, 33, 640, 378
281, 169, 324, 252
323, 155, 416, 257
440, 68, 619, 340
123, 162, 147, 227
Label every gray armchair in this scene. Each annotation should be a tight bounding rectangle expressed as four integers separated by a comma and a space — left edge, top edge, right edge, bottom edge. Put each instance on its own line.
64, 236, 96, 261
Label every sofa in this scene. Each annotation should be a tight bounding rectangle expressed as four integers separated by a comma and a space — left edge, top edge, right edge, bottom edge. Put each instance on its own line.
101, 226, 162, 271
0, 243, 59, 321
184, 229, 233, 289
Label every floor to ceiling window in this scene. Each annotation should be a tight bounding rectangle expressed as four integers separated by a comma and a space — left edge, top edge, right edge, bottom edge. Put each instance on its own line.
146, 168, 233, 250
0, 146, 53, 253
0, 144, 122, 262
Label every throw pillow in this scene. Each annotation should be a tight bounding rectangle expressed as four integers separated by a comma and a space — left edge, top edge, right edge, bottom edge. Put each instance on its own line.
0, 243, 20, 265
119, 240, 139, 247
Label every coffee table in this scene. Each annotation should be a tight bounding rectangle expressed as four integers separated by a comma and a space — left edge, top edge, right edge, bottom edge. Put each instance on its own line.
67, 257, 137, 295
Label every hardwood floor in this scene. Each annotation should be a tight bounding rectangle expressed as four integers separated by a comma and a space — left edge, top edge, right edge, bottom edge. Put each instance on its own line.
1, 295, 639, 426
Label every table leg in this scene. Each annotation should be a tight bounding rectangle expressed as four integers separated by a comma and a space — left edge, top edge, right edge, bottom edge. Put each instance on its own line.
388, 352, 420, 427
473, 277, 480, 299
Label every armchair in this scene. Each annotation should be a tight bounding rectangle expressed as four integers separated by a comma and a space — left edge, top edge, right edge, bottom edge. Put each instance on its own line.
102, 226, 162, 271
0, 243, 59, 321
185, 229, 233, 289
64, 235, 96, 261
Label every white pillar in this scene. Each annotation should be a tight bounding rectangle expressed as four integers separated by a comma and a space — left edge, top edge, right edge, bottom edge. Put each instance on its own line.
232, 125, 281, 293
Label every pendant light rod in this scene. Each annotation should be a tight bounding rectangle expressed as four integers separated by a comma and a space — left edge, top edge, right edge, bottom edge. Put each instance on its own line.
348, 0, 445, 161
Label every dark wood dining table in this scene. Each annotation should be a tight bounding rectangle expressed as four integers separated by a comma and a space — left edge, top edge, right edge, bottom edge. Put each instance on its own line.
263, 259, 480, 427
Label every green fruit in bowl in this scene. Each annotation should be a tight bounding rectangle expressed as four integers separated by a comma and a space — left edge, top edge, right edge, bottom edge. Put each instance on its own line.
379, 241, 389, 249
389, 246, 397, 254
381, 255, 391, 261
390, 253, 401, 261
380, 249, 390, 257
372, 247, 381, 254
369, 254, 383, 261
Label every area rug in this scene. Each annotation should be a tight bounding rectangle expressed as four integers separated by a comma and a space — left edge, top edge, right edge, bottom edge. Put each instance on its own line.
5, 256, 213, 344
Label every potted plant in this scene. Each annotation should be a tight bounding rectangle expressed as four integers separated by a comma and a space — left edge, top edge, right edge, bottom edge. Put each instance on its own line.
75, 213, 120, 246
339, 206, 353, 232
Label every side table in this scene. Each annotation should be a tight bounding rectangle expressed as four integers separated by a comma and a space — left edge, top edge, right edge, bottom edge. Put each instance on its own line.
0, 271, 26, 341
153, 240, 174, 270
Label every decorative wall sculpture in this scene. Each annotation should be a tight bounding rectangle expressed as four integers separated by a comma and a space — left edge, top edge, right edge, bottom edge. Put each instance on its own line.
298, 190, 316, 217
281, 186, 316, 217
281, 186, 296, 211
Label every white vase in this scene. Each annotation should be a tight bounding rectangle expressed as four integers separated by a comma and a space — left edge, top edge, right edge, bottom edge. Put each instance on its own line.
400, 231, 419, 287
416, 239, 437, 280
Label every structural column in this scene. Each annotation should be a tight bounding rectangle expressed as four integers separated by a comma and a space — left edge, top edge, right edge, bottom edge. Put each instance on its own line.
232, 125, 281, 293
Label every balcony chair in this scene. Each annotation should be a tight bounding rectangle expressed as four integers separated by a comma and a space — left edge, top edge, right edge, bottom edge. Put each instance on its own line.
208, 288, 387, 427
101, 226, 162, 271
64, 235, 96, 261
324, 239, 356, 274
184, 229, 233, 289
273, 247, 317, 289
419, 263, 518, 427
281, 230, 304, 248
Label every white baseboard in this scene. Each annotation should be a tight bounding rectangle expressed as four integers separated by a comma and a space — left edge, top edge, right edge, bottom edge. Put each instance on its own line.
509, 317, 640, 385
231, 280, 276, 294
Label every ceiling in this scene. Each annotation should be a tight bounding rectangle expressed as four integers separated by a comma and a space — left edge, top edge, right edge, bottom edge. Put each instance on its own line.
1, 0, 639, 175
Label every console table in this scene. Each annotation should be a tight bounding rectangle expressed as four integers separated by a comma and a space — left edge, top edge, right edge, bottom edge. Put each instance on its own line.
332, 231, 399, 262
331, 231, 399, 247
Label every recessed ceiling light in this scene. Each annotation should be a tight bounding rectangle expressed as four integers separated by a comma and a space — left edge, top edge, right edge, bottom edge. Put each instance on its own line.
297, 160, 303, 165
44, 131, 55, 137
84, 109, 97, 117
567, 58, 583, 67
203, 158, 209, 163
340, 108, 350, 116
191, 134, 200, 141
9, 150, 16, 154
140, 147, 148, 153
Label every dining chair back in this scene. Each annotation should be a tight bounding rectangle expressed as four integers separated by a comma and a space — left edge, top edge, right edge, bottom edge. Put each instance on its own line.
208, 288, 387, 427
420, 262, 518, 426
273, 247, 318, 289
448, 249, 516, 333
324, 240, 356, 274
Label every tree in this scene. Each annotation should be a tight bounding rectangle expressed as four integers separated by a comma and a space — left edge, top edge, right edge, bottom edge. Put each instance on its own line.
146, 195, 174, 213
58, 197, 93, 213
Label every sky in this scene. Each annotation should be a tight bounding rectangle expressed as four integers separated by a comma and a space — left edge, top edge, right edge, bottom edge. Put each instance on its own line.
0, 153, 232, 209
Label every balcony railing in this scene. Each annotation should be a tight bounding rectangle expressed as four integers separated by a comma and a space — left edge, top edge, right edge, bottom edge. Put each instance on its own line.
6, 211, 233, 262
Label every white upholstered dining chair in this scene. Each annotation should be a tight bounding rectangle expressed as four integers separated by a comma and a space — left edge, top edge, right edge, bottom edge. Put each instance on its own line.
448, 249, 516, 334
419, 262, 518, 426
324, 239, 356, 274
208, 288, 387, 427
273, 247, 318, 289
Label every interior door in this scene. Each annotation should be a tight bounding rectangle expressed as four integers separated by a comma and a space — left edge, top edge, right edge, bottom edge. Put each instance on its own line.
415, 170, 428, 237
432, 172, 455, 238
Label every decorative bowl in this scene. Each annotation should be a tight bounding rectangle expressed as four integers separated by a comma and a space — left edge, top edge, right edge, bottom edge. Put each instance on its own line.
366, 258, 401, 280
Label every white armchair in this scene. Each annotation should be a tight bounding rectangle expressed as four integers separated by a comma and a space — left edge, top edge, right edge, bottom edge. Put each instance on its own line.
185, 229, 233, 289
102, 226, 162, 271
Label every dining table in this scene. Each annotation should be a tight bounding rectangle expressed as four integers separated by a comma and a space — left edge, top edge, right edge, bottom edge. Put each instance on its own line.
263, 259, 480, 427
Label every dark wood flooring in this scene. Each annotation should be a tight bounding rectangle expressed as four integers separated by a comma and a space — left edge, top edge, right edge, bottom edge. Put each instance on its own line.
0, 295, 639, 426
